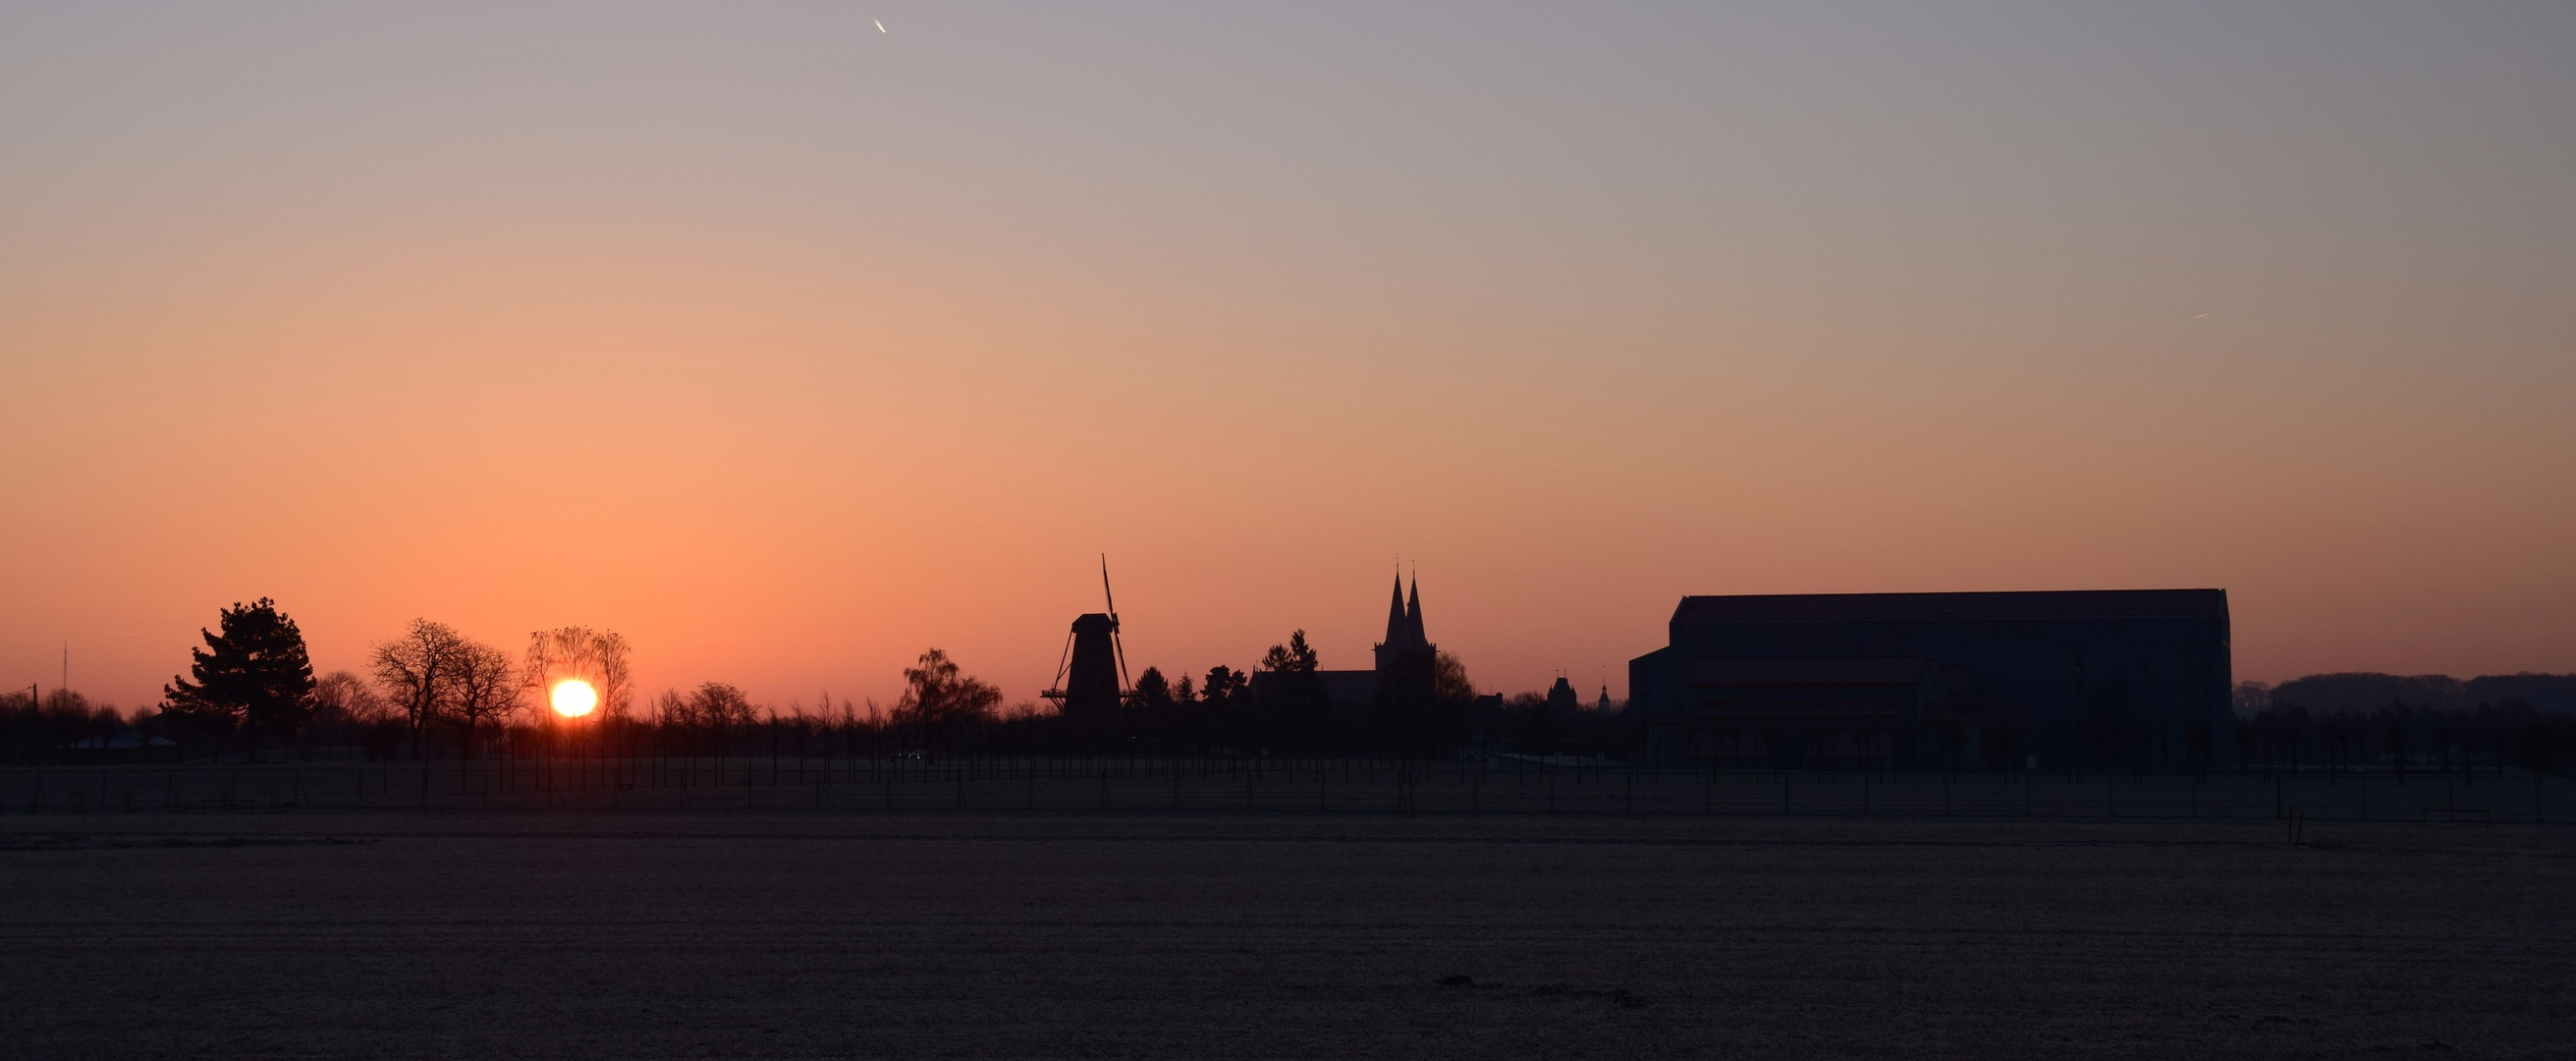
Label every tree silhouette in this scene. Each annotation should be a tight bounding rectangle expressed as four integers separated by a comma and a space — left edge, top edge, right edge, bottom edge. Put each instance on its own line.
894, 648, 1003, 747
1257, 631, 1328, 752
164, 598, 316, 760
309, 670, 386, 724
371, 619, 467, 756
1260, 631, 1320, 676
2317, 712, 2355, 779
2380, 702, 2413, 783
1135, 666, 1173, 708
685, 682, 760, 752
1434, 651, 1474, 702
447, 639, 520, 758
1201, 665, 1248, 706
522, 627, 633, 721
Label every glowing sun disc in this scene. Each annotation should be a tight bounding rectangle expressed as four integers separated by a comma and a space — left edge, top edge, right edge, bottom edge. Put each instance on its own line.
550, 680, 598, 718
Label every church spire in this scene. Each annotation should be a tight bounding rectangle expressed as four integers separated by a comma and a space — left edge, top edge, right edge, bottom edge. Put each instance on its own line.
1404, 576, 1426, 648
1385, 571, 1407, 645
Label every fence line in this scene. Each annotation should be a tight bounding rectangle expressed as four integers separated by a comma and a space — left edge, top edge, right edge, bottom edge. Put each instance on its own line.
0, 758, 2564, 823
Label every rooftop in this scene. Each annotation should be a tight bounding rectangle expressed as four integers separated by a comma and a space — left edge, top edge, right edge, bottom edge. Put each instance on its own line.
1672, 588, 2226, 625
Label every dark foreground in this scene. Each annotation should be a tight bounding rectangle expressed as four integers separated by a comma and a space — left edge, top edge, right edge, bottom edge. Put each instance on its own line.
3, 812, 2570, 1059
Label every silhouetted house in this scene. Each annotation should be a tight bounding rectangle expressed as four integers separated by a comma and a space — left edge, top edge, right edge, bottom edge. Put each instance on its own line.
59, 728, 183, 765
1628, 589, 2230, 770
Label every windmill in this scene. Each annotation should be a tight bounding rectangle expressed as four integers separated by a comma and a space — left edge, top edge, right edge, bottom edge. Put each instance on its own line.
1041, 555, 1133, 716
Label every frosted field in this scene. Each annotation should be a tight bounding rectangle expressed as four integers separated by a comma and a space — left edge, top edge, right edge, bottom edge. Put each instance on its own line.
4, 811, 2569, 1059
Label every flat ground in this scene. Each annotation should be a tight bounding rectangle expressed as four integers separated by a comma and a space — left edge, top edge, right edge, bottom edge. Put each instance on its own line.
3, 811, 2569, 1059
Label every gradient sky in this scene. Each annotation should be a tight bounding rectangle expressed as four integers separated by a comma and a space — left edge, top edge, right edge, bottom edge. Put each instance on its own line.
5, 2, 2572, 712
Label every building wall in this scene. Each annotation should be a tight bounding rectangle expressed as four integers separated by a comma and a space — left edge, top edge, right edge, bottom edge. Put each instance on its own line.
1631, 590, 2230, 770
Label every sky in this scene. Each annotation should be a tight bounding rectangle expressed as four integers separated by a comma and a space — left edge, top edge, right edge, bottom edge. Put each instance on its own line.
3, 1, 2572, 712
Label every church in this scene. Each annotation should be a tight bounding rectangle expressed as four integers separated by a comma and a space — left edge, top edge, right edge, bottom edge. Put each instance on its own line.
1256, 574, 1437, 715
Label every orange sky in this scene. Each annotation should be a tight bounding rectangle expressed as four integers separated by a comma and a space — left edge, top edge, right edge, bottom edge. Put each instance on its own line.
4, 4, 2572, 710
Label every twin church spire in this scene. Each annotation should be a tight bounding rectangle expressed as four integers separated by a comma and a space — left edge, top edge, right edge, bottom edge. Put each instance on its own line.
1381, 572, 1430, 654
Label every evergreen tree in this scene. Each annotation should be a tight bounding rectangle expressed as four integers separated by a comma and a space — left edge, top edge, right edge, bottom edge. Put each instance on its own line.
165, 598, 316, 757
1200, 665, 1248, 706
1257, 630, 1329, 752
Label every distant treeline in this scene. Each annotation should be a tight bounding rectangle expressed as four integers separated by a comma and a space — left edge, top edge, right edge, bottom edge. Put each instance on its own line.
2231, 671, 2576, 776
0, 689, 129, 766
2241, 672, 2576, 717
0, 600, 1628, 765
0, 669, 1628, 767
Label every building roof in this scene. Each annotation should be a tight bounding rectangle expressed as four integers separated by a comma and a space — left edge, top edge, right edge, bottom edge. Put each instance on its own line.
1672, 588, 2226, 625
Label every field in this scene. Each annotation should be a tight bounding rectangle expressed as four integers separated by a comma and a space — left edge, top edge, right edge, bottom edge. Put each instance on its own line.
4, 794, 2572, 1058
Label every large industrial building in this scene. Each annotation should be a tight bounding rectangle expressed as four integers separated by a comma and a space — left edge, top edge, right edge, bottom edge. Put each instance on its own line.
1628, 589, 2230, 770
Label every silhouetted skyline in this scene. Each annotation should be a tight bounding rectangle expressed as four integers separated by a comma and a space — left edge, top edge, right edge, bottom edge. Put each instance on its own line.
5, 4, 2573, 710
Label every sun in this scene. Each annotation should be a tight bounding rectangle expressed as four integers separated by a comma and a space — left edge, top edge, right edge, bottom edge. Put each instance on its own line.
550, 679, 598, 718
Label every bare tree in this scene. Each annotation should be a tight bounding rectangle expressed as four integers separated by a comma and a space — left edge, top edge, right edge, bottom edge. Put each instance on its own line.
522, 626, 634, 720
654, 688, 691, 729
371, 619, 466, 755
687, 682, 759, 733
310, 670, 389, 724
448, 639, 521, 757
655, 682, 756, 756
1434, 650, 1475, 701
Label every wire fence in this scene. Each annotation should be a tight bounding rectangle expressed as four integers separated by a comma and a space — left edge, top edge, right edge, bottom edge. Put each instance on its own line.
0, 756, 2566, 823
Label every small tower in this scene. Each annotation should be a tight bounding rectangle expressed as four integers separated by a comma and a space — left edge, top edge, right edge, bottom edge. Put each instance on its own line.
1546, 674, 1579, 712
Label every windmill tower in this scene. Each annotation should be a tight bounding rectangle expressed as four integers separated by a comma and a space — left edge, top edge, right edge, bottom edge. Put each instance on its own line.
1042, 555, 1132, 718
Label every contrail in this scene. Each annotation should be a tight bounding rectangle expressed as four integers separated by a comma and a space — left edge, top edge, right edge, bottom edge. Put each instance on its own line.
875, 19, 887, 32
